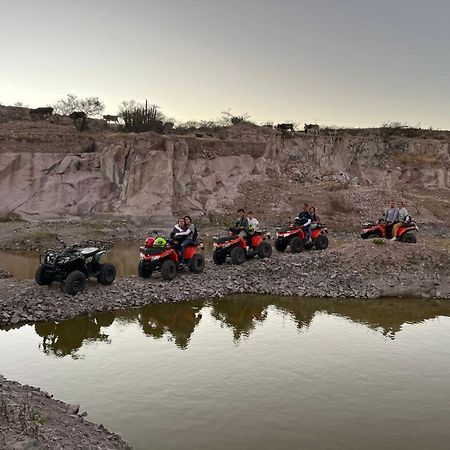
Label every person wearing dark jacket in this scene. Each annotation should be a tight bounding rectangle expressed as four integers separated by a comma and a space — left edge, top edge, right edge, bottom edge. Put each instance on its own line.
170, 217, 186, 248
231, 208, 248, 237
295, 204, 312, 242
174, 216, 196, 265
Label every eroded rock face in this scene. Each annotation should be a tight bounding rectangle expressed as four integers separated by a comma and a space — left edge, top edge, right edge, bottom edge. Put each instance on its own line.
0, 126, 449, 219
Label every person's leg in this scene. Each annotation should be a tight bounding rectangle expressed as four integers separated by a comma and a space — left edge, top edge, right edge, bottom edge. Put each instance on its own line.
306, 226, 312, 242
180, 239, 193, 263
246, 233, 252, 248
391, 223, 400, 240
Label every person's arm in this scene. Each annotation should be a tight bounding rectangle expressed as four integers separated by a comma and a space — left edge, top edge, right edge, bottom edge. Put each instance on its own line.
175, 228, 191, 236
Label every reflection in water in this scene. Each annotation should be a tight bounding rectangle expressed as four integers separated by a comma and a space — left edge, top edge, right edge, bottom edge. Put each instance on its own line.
138, 301, 203, 349
34, 314, 115, 358
26, 296, 450, 357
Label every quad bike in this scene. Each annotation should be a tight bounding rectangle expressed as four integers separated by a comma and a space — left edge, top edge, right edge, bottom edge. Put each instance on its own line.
35, 240, 116, 295
274, 222, 329, 253
138, 237, 205, 281
212, 229, 272, 265
361, 219, 418, 243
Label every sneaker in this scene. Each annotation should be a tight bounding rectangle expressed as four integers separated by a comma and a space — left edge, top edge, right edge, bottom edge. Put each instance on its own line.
390, 237, 397, 241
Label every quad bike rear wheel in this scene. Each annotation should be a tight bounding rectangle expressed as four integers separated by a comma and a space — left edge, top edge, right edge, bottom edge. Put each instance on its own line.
65, 270, 87, 296
274, 239, 287, 252
213, 251, 227, 265
97, 263, 116, 285
35, 265, 53, 285
400, 232, 417, 244
258, 241, 272, 258
230, 246, 246, 265
138, 261, 153, 278
315, 234, 329, 250
189, 253, 206, 273
161, 259, 177, 281
290, 237, 304, 253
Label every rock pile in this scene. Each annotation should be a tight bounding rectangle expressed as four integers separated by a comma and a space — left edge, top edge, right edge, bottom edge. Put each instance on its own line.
0, 375, 130, 449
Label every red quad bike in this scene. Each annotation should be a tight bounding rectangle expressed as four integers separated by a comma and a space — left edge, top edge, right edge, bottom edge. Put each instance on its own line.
138, 238, 205, 281
212, 230, 272, 265
274, 222, 329, 253
361, 219, 418, 243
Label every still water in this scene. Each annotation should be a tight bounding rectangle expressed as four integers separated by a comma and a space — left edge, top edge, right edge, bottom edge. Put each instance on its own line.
1, 296, 450, 450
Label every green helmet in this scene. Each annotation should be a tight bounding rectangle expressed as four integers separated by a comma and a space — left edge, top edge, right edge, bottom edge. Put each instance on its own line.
153, 237, 167, 248
247, 224, 255, 234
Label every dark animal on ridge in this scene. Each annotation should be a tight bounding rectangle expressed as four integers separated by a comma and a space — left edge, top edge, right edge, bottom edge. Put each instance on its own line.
69, 111, 87, 132
276, 123, 295, 132
103, 114, 119, 123
304, 124, 320, 134
29, 107, 54, 119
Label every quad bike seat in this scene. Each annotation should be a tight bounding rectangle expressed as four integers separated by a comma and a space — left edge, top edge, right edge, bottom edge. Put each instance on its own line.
142, 247, 166, 255
216, 236, 235, 244
80, 247, 99, 257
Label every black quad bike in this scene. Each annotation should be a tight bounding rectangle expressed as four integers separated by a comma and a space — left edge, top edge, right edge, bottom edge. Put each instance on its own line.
35, 241, 117, 295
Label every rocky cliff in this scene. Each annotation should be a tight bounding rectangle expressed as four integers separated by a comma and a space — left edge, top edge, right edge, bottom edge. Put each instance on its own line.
0, 114, 449, 223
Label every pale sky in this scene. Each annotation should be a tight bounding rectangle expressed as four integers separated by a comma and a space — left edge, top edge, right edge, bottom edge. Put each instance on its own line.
1, 0, 449, 128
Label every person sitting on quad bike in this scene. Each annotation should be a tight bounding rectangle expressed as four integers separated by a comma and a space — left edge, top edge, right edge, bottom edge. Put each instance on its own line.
384, 200, 399, 239
294, 203, 312, 242
230, 208, 249, 237
246, 211, 259, 249
174, 215, 197, 265
170, 217, 186, 250
391, 201, 409, 241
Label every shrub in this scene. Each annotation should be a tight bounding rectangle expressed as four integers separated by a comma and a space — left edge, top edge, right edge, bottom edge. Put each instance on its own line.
53, 94, 104, 117
372, 238, 385, 245
119, 100, 165, 133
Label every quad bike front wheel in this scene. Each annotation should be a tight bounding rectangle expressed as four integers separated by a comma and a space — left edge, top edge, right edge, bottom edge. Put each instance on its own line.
274, 239, 287, 252
315, 234, 329, 250
290, 237, 304, 253
189, 253, 205, 273
213, 251, 227, 265
65, 270, 87, 296
258, 241, 272, 258
400, 232, 417, 244
161, 259, 177, 281
35, 265, 53, 285
97, 263, 116, 285
230, 246, 246, 265
138, 261, 153, 278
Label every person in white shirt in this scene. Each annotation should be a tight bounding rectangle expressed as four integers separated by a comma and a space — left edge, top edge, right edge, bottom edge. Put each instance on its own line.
247, 211, 259, 231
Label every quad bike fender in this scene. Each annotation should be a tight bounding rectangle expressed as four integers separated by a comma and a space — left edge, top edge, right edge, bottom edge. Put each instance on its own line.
396, 225, 418, 238
251, 234, 263, 247
184, 244, 202, 260
94, 250, 107, 262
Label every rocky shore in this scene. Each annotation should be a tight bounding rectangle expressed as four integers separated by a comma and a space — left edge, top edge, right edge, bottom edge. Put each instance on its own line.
1, 240, 449, 327
0, 375, 131, 449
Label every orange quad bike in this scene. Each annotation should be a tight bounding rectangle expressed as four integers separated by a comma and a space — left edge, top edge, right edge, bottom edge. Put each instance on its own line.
274, 221, 329, 253
212, 229, 272, 265
138, 237, 205, 281
361, 219, 418, 243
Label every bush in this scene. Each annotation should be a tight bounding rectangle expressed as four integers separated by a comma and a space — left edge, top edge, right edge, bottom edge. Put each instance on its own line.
119, 100, 165, 133
372, 238, 385, 245
53, 94, 104, 117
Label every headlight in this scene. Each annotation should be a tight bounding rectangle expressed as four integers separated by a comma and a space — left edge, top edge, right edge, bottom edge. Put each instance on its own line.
151, 255, 160, 261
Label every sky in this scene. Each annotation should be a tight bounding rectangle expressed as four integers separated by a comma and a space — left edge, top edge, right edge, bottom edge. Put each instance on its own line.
1, 0, 449, 128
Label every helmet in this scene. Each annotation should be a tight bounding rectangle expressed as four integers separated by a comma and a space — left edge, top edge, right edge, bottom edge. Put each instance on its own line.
247, 224, 255, 234
153, 237, 167, 248
145, 237, 155, 248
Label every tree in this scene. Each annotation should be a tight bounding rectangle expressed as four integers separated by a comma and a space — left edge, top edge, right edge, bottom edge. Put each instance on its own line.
53, 94, 104, 117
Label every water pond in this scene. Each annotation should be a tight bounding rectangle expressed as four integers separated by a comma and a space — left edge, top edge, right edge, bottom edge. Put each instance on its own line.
1, 295, 450, 449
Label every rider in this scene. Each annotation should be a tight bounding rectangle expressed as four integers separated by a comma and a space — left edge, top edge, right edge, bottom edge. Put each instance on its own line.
295, 203, 312, 242
231, 208, 248, 237
391, 201, 409, 241
245, 211, 259, 249
174, 215, 196, 265
384, 200, 399, 239
170, 217, 186, 250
